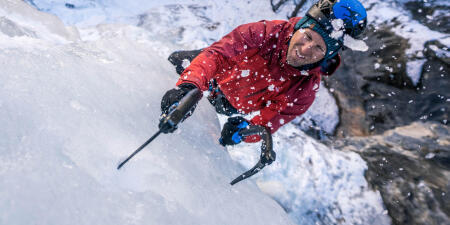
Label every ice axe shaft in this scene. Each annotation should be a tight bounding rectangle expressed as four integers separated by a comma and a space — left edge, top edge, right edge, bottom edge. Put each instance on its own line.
117, 130, 162, 170
117, 88, 201, 170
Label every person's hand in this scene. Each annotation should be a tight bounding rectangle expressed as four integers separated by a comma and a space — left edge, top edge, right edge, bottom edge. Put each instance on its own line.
159, 83, 197, 133
219, 116, 249, 146
261, 149, 276, 165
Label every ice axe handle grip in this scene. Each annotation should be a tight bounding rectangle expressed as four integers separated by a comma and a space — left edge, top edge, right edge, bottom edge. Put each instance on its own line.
238, 125, 273, 157
159, 88, 202, 132
228, 125, 274, 185
118, 88, 201, 169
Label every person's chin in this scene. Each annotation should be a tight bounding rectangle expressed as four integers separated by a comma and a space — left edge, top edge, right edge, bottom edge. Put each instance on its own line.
291, 60, 305, 67
287, 57, 302, 67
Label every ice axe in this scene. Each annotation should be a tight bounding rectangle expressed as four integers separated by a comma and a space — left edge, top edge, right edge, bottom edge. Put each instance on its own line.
229, 125, 275, 185
117, 87, 275, 185
117, 88, 202, 170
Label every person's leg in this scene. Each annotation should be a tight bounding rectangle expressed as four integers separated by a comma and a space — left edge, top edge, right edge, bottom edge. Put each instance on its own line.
209, 94, 239, 116
168, 49, 203, 75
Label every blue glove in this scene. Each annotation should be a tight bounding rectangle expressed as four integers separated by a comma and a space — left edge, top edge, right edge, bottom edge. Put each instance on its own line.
219, 117, 249, 146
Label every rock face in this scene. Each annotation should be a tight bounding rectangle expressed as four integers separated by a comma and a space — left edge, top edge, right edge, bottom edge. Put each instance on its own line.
270, 1, 450, 225
404, 0, 450, 33
334, 122, 450, 225
323, 25, 449, 137
275, 0, 449, 138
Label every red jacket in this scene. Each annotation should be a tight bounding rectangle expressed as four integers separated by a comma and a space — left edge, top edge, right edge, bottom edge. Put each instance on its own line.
176, 17, 340, 142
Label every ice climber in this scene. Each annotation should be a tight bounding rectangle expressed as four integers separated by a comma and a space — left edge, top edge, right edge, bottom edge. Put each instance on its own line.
160, 0, 368, 150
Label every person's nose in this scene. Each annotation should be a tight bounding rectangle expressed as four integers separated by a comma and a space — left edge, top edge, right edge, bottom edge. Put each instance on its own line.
300, 42, 314, 57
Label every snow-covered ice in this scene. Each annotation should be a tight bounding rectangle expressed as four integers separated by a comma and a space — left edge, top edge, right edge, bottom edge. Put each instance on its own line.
0, 2, 294, 224
2, 0, 397, 224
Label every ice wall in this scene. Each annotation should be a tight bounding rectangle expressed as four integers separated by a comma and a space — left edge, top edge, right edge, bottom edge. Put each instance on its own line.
0, 2, 293, 225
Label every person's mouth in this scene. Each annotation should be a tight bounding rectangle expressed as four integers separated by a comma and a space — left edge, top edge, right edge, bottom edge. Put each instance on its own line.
295, 48, 305, 60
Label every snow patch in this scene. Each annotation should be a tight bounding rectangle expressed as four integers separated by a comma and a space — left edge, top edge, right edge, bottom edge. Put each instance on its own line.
406, 59, 426, 86
344, 34, 369, 51
330, 19, 344, 39
225, 123, 390, 225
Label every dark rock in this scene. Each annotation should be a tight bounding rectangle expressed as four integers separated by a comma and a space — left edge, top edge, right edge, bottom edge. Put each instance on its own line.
404, 0, 450, 33
424, 40, 450, 65
334, 122, 450, 225
65, 3, 75, 9
323, 25, 449, 137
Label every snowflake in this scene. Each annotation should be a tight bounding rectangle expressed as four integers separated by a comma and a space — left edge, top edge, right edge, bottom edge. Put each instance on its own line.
181, 59, 190, 69
241, 70, 250, 77
313, 83, 319, 91
374, 63, 380, 69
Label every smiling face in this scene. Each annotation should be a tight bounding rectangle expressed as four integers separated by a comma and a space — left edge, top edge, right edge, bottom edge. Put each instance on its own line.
286, 28, 327, 67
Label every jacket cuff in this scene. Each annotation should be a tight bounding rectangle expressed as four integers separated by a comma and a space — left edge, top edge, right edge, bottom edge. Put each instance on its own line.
176, 80, 202, 90
243, 135, 261, 143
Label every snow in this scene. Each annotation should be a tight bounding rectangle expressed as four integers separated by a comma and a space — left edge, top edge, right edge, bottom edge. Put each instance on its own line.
330, 19, 344, 39
224, 122, 390, 225
0, 0, 79, 42
24, 0, 194, 27
330, 18, 368, 52
28, 0, 280, 49
0, 2, 294, 224
429, 44, 449, 58
181, 59, 190, 69
3, 0, 395, 225
406, 59, 427, 86
344, 34, 369, 51
240, 69, 250, 77
296, 82, 339, 134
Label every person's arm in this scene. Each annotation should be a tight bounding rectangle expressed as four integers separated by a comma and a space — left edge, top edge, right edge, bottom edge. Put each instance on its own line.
175, 20, 277, 90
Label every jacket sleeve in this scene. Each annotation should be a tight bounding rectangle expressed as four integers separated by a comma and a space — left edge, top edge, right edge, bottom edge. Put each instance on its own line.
175, 21, 271, 90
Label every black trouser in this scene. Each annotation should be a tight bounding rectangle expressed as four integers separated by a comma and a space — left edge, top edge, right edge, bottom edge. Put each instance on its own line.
168, 50, 238, 116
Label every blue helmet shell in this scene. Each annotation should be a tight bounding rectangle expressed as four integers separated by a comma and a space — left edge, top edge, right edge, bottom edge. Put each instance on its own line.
304, 0, 368, 38
332, 0, 367, 36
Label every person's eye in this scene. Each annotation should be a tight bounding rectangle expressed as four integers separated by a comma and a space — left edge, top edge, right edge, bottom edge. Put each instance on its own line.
316, 46, 325, 55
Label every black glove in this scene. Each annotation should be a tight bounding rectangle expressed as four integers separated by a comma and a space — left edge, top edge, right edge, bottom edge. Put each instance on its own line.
219, 116, 249, 146
261, 149, 276, 165
159, 83, 198, 133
